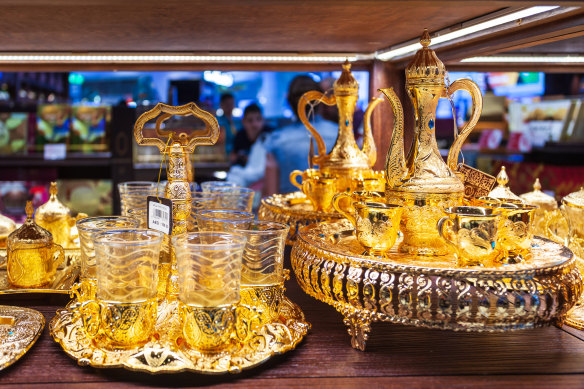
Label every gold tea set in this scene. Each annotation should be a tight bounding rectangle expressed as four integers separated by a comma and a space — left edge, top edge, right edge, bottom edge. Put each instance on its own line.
2, 29, 584, 373
286, 31, 582, 350
49, 102, 309, 374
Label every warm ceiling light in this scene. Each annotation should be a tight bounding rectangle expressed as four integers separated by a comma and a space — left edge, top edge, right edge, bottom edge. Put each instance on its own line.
461, 56, 584, 63
375, 6, 559, 61
0, 54, 359, 63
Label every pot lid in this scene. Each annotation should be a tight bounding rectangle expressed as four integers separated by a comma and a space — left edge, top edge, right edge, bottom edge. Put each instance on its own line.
487, 166, 523, 202
563, 186, 584, 208
519, 178, 557, 210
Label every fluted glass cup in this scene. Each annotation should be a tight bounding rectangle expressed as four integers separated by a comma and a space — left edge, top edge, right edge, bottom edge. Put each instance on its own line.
188, 192, 218, 232
118, 181, 158, 216
80, 228, 163, 348
196, 209, 253, 232
227, 221, 289, 323
173, 232, 246, 351
200, 181, 238, 192
201, 187, 254, 212
76, 216, 140, 299
127, 207, 148, 228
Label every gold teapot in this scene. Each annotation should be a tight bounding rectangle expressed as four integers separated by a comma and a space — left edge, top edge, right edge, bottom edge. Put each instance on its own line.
34, 182, 86, 249
379, 30, 483, 256
297, 60, 382, 186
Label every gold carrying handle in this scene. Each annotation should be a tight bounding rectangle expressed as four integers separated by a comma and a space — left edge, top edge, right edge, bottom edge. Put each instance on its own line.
333, 193, 356, 226
446, 79, 483, 172
437, 216, 458, 253
289, 170, 305, 192
362, 95, 383, 167
134, 102, 220, 153
297, 91, 337, 165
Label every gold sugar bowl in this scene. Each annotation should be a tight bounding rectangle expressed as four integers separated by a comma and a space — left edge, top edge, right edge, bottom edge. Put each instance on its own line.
35, 182, 87, 250
380, 30, 483, 256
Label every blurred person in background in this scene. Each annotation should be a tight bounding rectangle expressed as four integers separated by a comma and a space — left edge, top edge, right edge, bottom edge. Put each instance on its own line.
216, 93, 239, 157
263, 75, 339, 195
231, 103, 272, 166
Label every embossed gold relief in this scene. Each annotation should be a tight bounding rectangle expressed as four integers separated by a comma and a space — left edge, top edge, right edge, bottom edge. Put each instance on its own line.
0, 306, 44, 370
291, 220, 581, 351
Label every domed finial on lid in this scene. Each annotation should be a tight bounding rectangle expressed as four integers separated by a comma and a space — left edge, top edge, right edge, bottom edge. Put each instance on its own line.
25, 201, 33, 219
534, 178, 542, 192
420, 29, 431, 47
487, 165, 523, 202
49, 182, 58, 197
520, 177, 557, 211
333, 59, 358, 97
496, 166, 509, 186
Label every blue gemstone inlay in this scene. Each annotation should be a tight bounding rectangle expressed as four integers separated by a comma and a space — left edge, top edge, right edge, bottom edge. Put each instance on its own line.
345, 119, 350, 126
428, 119, 434, 129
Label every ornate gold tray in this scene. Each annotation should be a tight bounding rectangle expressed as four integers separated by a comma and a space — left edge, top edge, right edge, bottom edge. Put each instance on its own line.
0, 305, 45, 370
0, 250, 80, 295
258, 192, 344, 245
291, 220, 582, 350
50, 286, 309, 374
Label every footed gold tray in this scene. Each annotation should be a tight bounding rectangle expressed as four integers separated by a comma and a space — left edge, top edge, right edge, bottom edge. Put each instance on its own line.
291, 220, 582, 350
258, 192, 344, 244
50, 286, 309, 374
0, 305, 45, 370
0, 250, 80, 295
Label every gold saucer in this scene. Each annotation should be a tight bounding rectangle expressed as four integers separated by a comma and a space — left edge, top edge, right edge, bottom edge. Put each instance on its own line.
0, 305, 45, 370
259, 192, 343, 244
292, 220, 582, 350
51, 285, 309, 374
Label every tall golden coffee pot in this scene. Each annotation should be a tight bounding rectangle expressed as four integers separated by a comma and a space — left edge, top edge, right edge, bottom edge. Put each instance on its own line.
297, 60, 382, 180
380, 30, 483, 256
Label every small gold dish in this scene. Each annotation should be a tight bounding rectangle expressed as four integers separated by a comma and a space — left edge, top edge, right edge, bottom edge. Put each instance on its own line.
0, 305, 45, 370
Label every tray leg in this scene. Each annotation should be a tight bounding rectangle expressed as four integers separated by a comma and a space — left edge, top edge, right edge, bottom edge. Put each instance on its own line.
342, 310, 372, 351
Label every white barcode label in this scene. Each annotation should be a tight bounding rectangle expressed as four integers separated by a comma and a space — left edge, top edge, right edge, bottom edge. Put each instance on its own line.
147, 196, 173, 235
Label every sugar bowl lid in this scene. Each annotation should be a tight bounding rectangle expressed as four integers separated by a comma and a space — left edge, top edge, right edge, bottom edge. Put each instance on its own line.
563, 187, 584, 208
7, 201, 53, 248
520, 178, 557, 210
487, 166, 524, 202
34, 182, 70, 223
0, 212, 16, 239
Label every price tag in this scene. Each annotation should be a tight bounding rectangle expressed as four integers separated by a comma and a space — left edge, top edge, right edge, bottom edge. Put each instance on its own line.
44, 144, 67, 160
147, 196, 173, 235
457, 164, 497, 199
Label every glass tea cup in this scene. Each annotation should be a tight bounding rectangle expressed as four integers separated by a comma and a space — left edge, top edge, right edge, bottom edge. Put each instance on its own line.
333, 199, 403, 256
226, 221, 289, 323
188, 192, 218, 232
127, 207, 148, 228
118, 181, 158, 217
437, 206, 502, 266
172, 231, 246, 351
76, 216, 140, 298
200, 181, 238, 192
201, 187, 255, 213
80, 228, 163, 349
196, 209, 253, 232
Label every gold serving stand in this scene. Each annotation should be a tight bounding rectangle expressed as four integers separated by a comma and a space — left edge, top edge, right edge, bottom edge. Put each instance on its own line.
0, 248, 80, 295
0, 305, 45, 370
51, 102, 309, 374
292, 220, 581, 350
259, 192, 344, 245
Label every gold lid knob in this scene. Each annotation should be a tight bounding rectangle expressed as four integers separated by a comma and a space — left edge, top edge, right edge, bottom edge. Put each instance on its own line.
49, 182, 58, 196
25, 201, 33, 219
533, 178, 542, 192
420, 28, 431, 47
496, 166, 509, 186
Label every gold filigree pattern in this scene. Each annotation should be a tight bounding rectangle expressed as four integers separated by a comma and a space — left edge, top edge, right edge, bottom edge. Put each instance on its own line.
291, 220, 581, 351
0, 305, 44, 370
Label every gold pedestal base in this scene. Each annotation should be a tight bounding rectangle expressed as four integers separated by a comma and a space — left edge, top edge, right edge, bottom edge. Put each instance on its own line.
292, 220, 582, 351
